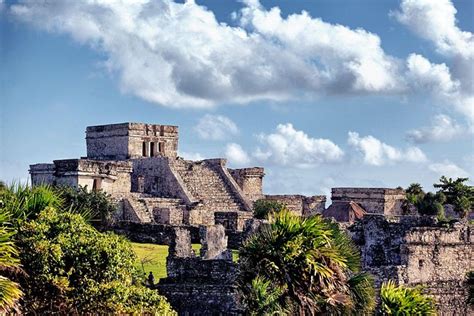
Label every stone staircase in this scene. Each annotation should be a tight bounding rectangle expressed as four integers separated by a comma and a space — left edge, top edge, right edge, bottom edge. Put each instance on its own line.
172, 160, 245, 212
124, 193, 188, 224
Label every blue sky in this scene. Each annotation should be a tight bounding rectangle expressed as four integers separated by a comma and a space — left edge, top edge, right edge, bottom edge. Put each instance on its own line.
1, 0, 473, 196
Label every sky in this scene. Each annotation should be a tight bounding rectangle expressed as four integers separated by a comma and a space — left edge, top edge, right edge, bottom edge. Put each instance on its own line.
1, 0, 473, 197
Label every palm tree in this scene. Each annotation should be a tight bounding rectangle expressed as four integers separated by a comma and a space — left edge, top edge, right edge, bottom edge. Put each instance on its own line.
238, 210, 375, 315
0, 209, 22, 312
0, 183, 63, 312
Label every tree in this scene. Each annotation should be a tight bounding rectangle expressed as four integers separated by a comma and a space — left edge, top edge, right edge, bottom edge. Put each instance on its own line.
238, 211, 375, 314
403, 184, 446, 219
405, 183, 425, 205
55, 185, 117, 225
16, 207, 175, 314
380, 281, 436, 315
253, 199, 287, 220
434, 176, 474, 218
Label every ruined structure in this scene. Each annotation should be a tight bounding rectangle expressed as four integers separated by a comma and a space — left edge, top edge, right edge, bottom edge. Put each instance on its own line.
30, 122, 325, 230
29, 122, 473, 314
157, 225, 241, 314
350, 215, 473, 315
322, 187, 406, 223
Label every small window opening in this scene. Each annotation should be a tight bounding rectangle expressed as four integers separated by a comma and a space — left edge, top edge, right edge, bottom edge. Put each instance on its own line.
159, 142, 165, 154
150, 142, 155, 157
92, 178, 102, 191
142, 142, 147, 157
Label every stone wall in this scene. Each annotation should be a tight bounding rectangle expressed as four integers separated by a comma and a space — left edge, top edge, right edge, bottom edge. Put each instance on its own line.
229, 167, 265, 202
331, 188, 405, 215
214, 211, 253, 231
111, 221, 200, 244
86, 122, 179, 160
158, 226, 242, 314
264, 194, 326, 216
350, 215, 473, 315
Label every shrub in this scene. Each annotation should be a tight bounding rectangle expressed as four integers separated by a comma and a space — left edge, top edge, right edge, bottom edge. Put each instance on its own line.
16, 207, 174, 314
380, 281, 436, 315
55, 185, 117, 224
253, 199, 287, 219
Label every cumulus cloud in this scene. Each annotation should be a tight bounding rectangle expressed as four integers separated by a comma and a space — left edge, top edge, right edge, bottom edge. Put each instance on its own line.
395, 0, 474, 125
348, 131, 427, 166
10, 0, 404, 108
393, 0, 473, 58
429, 161, 469, 178
225, 143, 251, 166
406, 114, 463, 143
195, 114, 239, 140
254, 123, 344, 168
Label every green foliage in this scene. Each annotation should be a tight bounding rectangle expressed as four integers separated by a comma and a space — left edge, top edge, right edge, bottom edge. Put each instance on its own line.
0, 209, 22, 312
417, 192, 446, 217
434, 176, 474, 219
253, 199, 287, 219
16, 207, 174, 314
380, 281, 436, 315
55, 185, 117, 224
405, 183, 425, 205
0, 183, 63, 222
241, 276, 288, 315
403, 184, 447, 219
238, 210, 375, 314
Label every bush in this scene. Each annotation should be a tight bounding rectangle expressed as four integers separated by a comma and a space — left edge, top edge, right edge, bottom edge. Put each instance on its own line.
434, 176, 473, 219
253, 199, 287, 219
380, 281, 436, 315
55, 185, 117, 224
16, 207, 174, 314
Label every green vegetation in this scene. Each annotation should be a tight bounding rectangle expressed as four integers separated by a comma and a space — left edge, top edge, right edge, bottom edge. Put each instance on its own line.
133, 243, 239, 279
253, 199, 287, 219
434, 176, 473, 219
0, 184, 175, 314
238, 210, 375, 315
405, 183, 446, 218
380, 281, 436, 315
133, 243, 201, 279
0, 206, 22, 312
55, 185, 117, 224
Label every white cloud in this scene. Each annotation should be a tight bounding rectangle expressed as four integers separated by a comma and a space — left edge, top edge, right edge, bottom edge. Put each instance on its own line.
225, 143, 250, 166
429, 161, 469, 178
254, 123, 344, 168
195, 114, 239, 140
406, 114, 463, 143
348, 131, 427, 166
393, 0, 473, 58
394, 1, 474, 125
10, 0, 404, 108
179, 151, 204, 161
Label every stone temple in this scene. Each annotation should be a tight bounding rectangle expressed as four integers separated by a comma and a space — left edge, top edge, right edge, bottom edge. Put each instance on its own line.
30, 122, 327, 228
29, 122, 473, 315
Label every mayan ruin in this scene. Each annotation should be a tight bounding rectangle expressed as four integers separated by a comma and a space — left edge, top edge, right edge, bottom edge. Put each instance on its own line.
26, 122, 473, 315
3, 0, 473, 314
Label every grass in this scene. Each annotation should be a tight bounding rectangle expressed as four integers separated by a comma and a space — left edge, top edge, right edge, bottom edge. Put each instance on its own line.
132, 242, 239, 280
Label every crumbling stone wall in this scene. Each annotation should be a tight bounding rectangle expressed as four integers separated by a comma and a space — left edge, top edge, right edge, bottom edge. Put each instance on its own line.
229, 167, 265, 202
264, 194, 326, 216
332, 188, 405, 215
158, 225, 242, 315
350, 215, 473, 315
